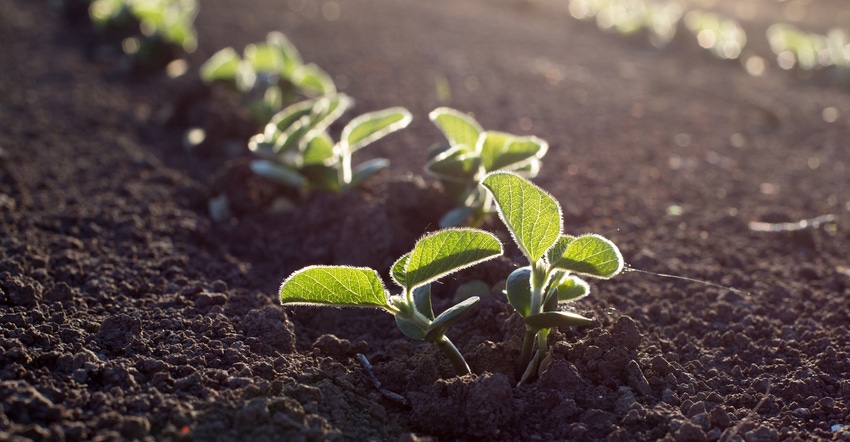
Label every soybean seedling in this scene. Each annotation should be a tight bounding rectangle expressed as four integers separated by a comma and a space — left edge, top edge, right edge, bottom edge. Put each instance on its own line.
425, 107, 548, 228
481, 172, 624, 385
279, 228, 503, 375
200, 31, 335, 124
248, 94, 412, 192
89, 0, 199, 62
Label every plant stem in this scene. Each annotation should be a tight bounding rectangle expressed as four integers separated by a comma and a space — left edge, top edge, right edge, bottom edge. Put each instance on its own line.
435, 335, 471, 376
518, 327, 536, 377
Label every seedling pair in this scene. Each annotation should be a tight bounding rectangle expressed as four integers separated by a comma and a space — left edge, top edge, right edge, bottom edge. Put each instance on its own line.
279, 229, 503, 375
248, 94, 411, 192
279, 172, 624, 382
425, 108, 548, 227
200, 31, 335, 124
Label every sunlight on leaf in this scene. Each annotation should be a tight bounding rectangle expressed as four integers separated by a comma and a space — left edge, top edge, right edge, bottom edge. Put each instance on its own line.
404, 228, 502, 290
549, 234, 624, 279
342, 107, 413, 152
429, 107, 483, 150
279, 266, 389, 308
482, 172, 561, 263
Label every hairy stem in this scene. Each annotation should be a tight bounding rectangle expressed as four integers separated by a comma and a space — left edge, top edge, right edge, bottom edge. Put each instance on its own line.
435, 335, 471, 376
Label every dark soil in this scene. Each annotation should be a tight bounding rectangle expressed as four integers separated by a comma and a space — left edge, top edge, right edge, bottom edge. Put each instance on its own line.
2, 0, 850, 440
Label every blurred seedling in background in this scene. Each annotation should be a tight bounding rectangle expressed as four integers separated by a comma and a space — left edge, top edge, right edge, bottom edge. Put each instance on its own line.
88, 0, 199, 64
200, 31, 336, 125
568, 0, 683, 48
249, 94, 412, 193
425, 107, 548, 228
684, 10, 747, 60
279, 228, 503, 376
481, 172, 624, 385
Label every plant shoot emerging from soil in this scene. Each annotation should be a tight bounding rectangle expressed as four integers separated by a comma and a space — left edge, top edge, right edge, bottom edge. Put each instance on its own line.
481, 172, 624, 384
425, 107, 548, 228
279, 228, 503, 375
200, 31, 335, 124
249, 95, 412, 192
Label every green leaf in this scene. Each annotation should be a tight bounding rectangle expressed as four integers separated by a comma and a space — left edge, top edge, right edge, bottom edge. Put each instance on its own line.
524, 311, 592, 330
390, 253, 410, 288
549, 234, 624, 279
302, 132, 336, 165
424, 296, 480, 341
245, 42, 283, 73
478, 131, 514, 171
348, 158, 389, 189
200, 47, 241, 83
292, 63, 336, 96
302, 94, 354, 144
266, 31, 303, 76
264, 99, 315, 138
504, 266, 532, 318
546, 235, 575, 265
425, 146, 481, 182
250, 159, 305, 188
487, 135, 548, 172
341, 107, 412, 153
279, 266, 390, 308
429, 107, 483, 149
403, 228, 503, 290
553, 275, 590, 302
482, 172, 562, 263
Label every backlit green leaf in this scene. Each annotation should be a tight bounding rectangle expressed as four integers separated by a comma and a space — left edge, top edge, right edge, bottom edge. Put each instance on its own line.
342, 107, 412, 153
266, 31, 303, 75
390, 253, 410, 288
429, 107, 483, 150
200, 47, 241, 83
425, 146, 481, 182
404, 228, 502, 290
279, 266, 389, 308
292, 63, 336, 96
482, 172, 562, 263
552, 274, 590, 302
302, 133, 335, 165
245, 42, 283, 73
549, 234, 624, 279
478, 131, 513, 171
488, 136, 548, 172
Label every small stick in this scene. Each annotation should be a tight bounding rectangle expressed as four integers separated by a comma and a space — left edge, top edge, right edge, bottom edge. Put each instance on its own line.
748, 214, 836, 232
356, 353, 408, 406
720, 383, 771, 442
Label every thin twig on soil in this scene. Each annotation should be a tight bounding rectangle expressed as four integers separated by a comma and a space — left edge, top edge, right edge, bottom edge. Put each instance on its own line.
720, 383, 771, 442
357, 353, 409, 406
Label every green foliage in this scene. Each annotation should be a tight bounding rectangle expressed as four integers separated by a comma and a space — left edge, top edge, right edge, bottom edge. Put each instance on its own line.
482, 171, 623, 384
89, 0, 199, 54
200, 31, 335, 124
280, 228, 503, 375
425, 107, 548, 228
248, 95, 411, 192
